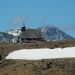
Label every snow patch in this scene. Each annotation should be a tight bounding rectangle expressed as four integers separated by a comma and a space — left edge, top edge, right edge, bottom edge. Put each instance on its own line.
7, 29, 21, 36
6, 47, 75, 60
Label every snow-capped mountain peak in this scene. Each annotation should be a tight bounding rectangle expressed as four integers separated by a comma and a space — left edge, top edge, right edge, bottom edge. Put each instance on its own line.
40, 24, 74, 41
7, 29, 21, 36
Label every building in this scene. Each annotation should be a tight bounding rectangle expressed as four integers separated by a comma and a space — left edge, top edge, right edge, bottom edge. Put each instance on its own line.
17, 26, 44, 43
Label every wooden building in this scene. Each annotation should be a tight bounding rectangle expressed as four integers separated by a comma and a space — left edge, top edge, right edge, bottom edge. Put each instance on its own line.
17, 26, 44, 43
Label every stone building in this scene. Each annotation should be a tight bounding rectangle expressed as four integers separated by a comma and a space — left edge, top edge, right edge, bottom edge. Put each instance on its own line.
17, 26, 44, 43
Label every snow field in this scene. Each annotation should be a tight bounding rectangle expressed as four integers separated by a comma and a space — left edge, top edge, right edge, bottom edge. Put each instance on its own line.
6, 47, 75, 60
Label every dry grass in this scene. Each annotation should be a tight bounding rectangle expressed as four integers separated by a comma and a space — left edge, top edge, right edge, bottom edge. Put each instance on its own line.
0, 39, 75, 75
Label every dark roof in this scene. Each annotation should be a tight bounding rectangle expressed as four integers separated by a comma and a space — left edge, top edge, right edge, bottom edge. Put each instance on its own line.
19, 29, 42, 38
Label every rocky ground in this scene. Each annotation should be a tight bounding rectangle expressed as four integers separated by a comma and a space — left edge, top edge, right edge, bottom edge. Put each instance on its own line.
0, 58, 75, 75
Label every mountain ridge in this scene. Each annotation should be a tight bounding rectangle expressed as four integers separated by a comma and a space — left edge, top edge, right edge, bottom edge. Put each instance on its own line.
0, 24, 74, 42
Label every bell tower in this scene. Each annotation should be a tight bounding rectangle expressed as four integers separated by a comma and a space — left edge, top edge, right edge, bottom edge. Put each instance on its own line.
21, 22, 26, 32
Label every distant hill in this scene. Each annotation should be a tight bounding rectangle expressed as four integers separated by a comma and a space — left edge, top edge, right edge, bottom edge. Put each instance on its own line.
0, 32, 14, 42
39, 24, 74, 41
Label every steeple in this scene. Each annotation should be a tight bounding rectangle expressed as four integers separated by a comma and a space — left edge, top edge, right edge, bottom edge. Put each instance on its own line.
21, 22, 26, 32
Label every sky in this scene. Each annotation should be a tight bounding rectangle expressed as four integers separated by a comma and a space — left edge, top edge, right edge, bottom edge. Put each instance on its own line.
0, 0, 75, 37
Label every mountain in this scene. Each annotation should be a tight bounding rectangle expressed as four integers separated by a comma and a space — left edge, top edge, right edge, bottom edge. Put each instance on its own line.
39, 24, 74, 41
7, 29, 21, 36
7, 29, 21, 42
0, 32, 14, 42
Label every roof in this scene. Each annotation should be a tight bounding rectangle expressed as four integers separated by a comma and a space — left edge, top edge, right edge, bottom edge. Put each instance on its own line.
19, 29, 42, 38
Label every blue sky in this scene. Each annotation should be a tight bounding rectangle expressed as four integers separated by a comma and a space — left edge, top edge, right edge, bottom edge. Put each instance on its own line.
0, 0, 75, 37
